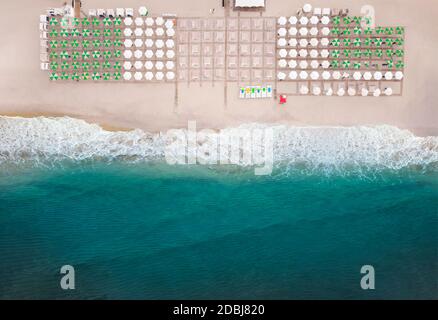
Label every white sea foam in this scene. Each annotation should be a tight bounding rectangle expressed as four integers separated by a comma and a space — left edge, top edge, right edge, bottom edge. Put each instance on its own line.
0, 116, 437, 174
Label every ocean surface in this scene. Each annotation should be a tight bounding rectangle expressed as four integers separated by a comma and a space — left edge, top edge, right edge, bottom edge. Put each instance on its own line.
0, 117, 437, 299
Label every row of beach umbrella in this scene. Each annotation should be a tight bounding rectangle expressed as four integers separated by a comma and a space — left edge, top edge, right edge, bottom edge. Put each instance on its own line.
124, 38, 175, 48
123, 71, 175, 81
124, 17, 174, 29
123, 49, 175, 59
298, 85, 394, 96
123, 27, 175, 37
123, 60, 175, 70
277, 58, 404, 70
277, 70, 404, 81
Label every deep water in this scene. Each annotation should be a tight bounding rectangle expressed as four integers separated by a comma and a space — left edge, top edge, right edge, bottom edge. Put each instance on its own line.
0, 162, 437, 299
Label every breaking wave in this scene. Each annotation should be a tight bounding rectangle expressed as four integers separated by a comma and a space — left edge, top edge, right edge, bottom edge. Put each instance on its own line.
0, 116, 437, 175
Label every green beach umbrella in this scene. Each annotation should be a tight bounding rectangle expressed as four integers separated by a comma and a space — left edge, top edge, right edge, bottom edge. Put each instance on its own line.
72, 61, 79, 70
343, 28, 351, 35
353, 49, 362, 58
386, 60, 394, 68
396, 60, 404, 69
363, 49, 372, 57
114, 39, 122, 47
49, 72, 59, 80
331, 49, 340, 58
60, 40, 68, 48
375, 49, 383, 57
396, 26, 404, 35
363, 61, 370, 68
49, 18, 58, 26
113, 61, 121, 70
71, 39, 79, 48
353, 38, 361, 47
50, 61, 59, 70
385, 27, 394, 35
364, 27, 373, 35
61, 18, 69, 27
92, 61, 100, 69
343, 17, 351, 25
81, 72, 89, 80
114, 50, 121, 58
81, 18, 90, 26
71, 72, 79, 80
331, 60, 339, 68
103, 51, 111, 59
92, 18, 100, 26
353, 62, 361, 69
60, 29, 69, 37
92, 72, 100, 80
71, 29, 80, 37
49, 40, 58, 48
385, 49, 394, 57
92, 51, 100, 59
73, 17, 79, 26
353, 16, 361, 25
113, 72, 121, 80
104, 29, 112, 37
60, 72, 69, 80
343, 38, 351, 46
333, 16, 340, 25
82, 29, 90, 37
71, 51, 79, 60
93, 29, 101, 37
342, 60, 351, 68
331, 38, 340, 47
331, 27, 340, 35
374, 38, 383, 47
343, 49, 351, 57
396, 38, 404, 46
103, 39, 112, 48
353, 26, 362, 35
103, 60, 111, 69
103, 72, 111, 80
60, 50, 69, 59
92, 39, 101, 48
375, 26, 384, 34
363, 16, 372, 25
49, 29, 58, 37
103, 18, 112, 26
364, 38, 372, 46
384, 38, 393, 46
49, 51, 58, 59
395, 49, 404, 57
81, 61, 89, 70
82, 40, 90, 48
114, 29, 122, 37
82, 51, 90, 59
114, 17, 122, 26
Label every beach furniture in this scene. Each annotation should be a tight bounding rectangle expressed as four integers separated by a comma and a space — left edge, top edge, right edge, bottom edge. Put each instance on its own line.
314, 8, 322, 15
97, 9, 105, 17
373, 88, 381, 97
303, 4, 312, 13
299, 86, 309, 95
125, 8, 134, 17
312, 86, 321, 95
116, 8, 125, 17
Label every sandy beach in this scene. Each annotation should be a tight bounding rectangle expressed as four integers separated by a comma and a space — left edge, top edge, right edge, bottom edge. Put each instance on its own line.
0, 0, 437, 135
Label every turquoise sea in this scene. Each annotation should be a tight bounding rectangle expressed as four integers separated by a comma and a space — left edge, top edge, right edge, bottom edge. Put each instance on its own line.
0, 117, 437, 299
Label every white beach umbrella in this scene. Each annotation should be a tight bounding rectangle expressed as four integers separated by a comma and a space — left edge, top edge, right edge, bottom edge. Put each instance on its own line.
299, 39, 308, 47
123, 72, 132, 80
279, 49, 288, 58
134, 39, 143, 48
337, 87, 345, 96
139, 6, 148, 16
310, 49, 318, 58
373, 88, 381, 97
278, 17, 287, 25
278, 38, 287, 47
361, 88, 369, 96
166, 61, 175, 70
145, 17, 154, 26
134, 50, 143, 59
332, 71, 341, 80
320, 49, 329, 58
155, 17, 164, 26
155, 61, 164, 70
384, 72, 393, 80
320, 38, 329, 46
165, 20, 174, 29
310, 38, 319, 46
289, 16, 297, 25
299, 49, 307, 57
166, 28, 175, 37
322, 71, 330, 80
310, 60, 319, 69
156, 50, 164, 58
124, 28, 133, 37
310, 16, 319, 25
145, 50, 154, 59
289, 71, 298, 80
300, 85, 309, 95
348, 87, 356, 96
326, 88, 333, 96
145, 61, 154, 70
374, 72, 383, 80
342, 72, 350, 79
299, 16, 308, 25
288, 49, 297, 58
321, 60, 330, 69
166, 50, 175, 59
321, 27, 330, 36
166, 71, 175, 80
123, 50, 133, 59
303, 3, 312, 13
288, 39, 297, 47
299, 71, 308, 79
321, 16, 330, 25
123, 61, 132, 70
310, 27, 318, 36
155, 72, 164, 80
145, 28, 154, 37
278, 28, 287, 37
134, 28, 143, 37
384, 87, 393, 96
145, 39, 154, 48
134, 61, 143, 70
288, 27, 297, 36
278, 59, 287, 68
166, 39, 175, 48
155, 39, 164, 48
135, 17, 144, 26
310, 71, 319, 80
124, 17, 133, 26
288, 60, 297, 68
156, 28, 165, 36
277, 71, 286, 80
353, 72, 362, 80
363, 72, 372, 81
312, 86, 321, 95
124, 39, 133, 48
395, 71, 404, 80
134, 72, 143, 80
299, 60, 308, 69
299, 27, 308, 36
145, 71, 154, 80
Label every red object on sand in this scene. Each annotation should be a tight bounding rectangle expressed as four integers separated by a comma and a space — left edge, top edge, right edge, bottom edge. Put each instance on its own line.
279, 95, 287, 104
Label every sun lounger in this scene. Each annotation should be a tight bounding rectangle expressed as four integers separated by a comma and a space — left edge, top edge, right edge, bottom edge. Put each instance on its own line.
116, 8, 125, 17
125, 8, 134, 17
88, 9, 97, 16
107, 9, 115, 18
322, 8, 331, 16
97, 9, 106, 17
